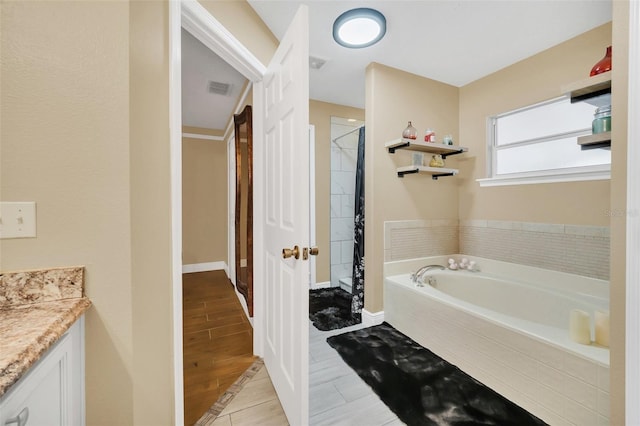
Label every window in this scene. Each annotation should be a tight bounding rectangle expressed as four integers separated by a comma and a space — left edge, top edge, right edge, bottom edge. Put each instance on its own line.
478, 96, 611, 186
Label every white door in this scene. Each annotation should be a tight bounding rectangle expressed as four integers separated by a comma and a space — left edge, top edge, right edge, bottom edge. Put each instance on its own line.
259, 6, 309, 425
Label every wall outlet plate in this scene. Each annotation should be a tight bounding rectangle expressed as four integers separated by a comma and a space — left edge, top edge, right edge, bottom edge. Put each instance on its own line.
0, 202, 37, 239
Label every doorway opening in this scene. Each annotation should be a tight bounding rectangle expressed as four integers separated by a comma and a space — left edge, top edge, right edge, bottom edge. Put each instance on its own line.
180, 26, 255, 425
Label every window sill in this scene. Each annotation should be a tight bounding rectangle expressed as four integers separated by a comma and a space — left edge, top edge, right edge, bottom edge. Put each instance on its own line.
477, 169, 610, 187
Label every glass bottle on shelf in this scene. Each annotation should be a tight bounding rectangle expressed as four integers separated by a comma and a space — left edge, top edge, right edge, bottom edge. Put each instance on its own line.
590, 46, 612, 77
402, 121, 417, 140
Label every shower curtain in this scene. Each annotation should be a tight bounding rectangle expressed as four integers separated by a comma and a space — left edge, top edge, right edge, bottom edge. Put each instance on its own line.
351, 126, 365, 320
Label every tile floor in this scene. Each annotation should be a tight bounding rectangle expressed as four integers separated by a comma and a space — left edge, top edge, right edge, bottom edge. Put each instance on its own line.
210, 365, 289, 426
210, 321, 402, 425
308, 321, 403, 426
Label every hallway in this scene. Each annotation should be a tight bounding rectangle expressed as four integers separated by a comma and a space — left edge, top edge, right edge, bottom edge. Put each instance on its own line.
183, 270, 256, 425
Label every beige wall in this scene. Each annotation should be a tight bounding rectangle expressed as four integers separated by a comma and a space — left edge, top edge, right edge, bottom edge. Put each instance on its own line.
1, 1, 277, 424
182, 136, 228, 265
310, 100, 365, 283
459, 23, 612, 226
1, 2, 137, 424
198, 0, 277, 67
365, 63, 460, 312
610, 2, 629, 423
129, 3, 175, 424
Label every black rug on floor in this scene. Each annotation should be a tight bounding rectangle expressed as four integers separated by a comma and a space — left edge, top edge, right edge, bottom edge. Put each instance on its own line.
309, 287, 360, 331
327, 322, 548, 426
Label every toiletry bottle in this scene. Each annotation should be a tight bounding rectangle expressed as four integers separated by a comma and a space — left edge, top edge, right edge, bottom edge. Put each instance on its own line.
424, 128, 435, 142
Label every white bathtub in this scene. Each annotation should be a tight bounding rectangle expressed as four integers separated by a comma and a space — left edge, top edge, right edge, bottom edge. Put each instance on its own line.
384, 255, 610, 426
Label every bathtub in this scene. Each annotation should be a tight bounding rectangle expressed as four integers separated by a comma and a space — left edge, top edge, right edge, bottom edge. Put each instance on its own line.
384, 255, 610, 426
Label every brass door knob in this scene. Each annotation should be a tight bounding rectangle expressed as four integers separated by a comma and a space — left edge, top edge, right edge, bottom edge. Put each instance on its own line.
282, 245, 300, 259
309, 247, 319, 256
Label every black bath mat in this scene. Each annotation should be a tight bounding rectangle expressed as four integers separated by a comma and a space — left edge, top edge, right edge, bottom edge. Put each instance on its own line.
327, 322, 548, 426
309, 287, 360, 331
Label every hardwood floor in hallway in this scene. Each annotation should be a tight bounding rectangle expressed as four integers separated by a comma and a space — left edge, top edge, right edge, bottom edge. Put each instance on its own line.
183, 270, 256, 426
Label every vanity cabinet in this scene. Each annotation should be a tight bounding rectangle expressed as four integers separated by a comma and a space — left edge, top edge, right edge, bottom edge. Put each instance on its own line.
562, 71, 611, 150
385, 138, 468, 179
0, 317, 85, 426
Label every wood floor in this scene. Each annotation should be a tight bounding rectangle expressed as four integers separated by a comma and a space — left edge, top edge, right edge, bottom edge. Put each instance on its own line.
183, 270, 256, 426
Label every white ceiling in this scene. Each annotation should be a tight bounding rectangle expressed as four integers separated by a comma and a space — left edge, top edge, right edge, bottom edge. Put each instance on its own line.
182, 29, 247, 130
182, 1, 612, 129
249, 0, 612, 109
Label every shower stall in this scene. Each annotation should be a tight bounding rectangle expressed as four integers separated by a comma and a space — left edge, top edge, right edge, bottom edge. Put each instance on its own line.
330, 117, 364, 292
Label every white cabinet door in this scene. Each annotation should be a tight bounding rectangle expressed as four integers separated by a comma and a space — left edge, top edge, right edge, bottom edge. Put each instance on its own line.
0, 317, 84, 426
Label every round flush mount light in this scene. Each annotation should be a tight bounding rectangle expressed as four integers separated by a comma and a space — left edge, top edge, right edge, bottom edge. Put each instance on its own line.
333, 8, 386, 49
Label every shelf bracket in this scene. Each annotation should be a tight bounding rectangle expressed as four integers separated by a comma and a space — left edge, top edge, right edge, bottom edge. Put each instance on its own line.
397, 168, 419, 178
431, 172, 456, 180
440, 149, 465, 159
571, 88, 611, 104
580, 142, 611, 151
388, 141, 411, 154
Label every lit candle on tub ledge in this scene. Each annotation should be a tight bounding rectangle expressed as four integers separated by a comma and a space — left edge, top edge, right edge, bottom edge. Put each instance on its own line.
569, 309, 591, 345
595, 310, 610, 347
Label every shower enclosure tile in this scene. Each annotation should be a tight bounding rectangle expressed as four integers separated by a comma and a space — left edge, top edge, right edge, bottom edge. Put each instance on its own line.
330, 242, 341, 265
331, 217, 353, 241
330, 195, 341, 218
331, 171, 355, 195
341, 149, 357, 172
341, 240, 354, 264
331, 146, 342, 171
341, 194, 355, 218
330, 264, 351, 288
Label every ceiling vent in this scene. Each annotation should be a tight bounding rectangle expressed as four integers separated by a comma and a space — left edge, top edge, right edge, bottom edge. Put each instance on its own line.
309, 56, 327, 70
208, 80, 232, 96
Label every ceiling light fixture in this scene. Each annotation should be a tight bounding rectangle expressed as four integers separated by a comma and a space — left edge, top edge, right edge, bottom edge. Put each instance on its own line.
333, 8, 386, 49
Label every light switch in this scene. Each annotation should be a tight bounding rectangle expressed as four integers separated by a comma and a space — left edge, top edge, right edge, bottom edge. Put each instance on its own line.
0, 202, 37, 239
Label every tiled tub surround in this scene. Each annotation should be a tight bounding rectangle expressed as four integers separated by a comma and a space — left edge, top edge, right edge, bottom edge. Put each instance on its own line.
384, 256, 610, 426
0, 267, 91, 397
384, 219, 610, 280
384, 219, 459, 262
460, 220, 609, 281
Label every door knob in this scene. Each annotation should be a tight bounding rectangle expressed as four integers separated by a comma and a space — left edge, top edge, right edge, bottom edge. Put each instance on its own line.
302, 246, 319, 260
282, 245, 300, 259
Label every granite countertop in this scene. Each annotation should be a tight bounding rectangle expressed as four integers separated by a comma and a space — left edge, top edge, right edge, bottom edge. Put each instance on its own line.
0, 266, 92, 398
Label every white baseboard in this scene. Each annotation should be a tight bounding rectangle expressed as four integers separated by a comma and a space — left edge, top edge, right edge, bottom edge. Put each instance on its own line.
310, 280, 331, 290
362, 309, 384, 327
182, 261, 227, 274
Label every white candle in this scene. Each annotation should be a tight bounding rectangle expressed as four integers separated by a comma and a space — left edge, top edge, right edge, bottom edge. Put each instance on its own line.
570, 309, 591, 345
595, 310, 610, 347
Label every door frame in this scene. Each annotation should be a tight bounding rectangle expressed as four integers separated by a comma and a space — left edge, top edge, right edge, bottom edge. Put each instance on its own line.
169, 1, 267, 423
626, 1, 640, 423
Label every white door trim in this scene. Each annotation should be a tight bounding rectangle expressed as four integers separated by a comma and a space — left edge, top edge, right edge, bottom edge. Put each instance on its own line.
170, 2, 267, 424
168, 2, 184, 424
309, 125, 317, 288
626, 1, 640, 423
180, 1, 266, 82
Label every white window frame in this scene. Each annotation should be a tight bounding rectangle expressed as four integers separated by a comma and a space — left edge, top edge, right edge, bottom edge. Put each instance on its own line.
477, 96, 611, 187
